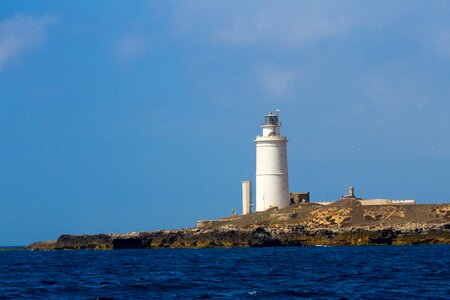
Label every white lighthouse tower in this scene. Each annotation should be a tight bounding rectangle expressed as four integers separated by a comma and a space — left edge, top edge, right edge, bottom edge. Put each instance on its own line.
255, 110, 290, 211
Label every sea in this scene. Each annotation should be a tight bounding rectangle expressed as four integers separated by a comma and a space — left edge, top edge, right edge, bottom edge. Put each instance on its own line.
0, 245, 449, 299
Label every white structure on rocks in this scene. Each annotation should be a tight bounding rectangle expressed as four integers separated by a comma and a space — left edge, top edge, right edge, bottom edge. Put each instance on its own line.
255, 110, 290, 211
241, 180, 251, 215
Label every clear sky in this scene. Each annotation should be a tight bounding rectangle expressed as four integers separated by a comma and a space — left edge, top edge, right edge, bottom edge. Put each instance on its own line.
1, 1, 450, 245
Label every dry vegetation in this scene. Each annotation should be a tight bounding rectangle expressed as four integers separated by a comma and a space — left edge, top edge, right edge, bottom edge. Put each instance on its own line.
199, 200, 450, 230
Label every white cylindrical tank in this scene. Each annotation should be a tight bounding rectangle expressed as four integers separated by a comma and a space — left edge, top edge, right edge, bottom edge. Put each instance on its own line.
242, 180, 251, 215
255, 111, 289, 211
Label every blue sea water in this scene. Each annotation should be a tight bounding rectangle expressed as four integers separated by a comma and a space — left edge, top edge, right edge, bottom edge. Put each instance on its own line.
0, 245, 449, 299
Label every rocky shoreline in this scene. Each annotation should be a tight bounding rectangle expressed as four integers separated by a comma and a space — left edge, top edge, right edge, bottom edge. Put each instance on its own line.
27, 222, 450, 250
27, 200, 450, 250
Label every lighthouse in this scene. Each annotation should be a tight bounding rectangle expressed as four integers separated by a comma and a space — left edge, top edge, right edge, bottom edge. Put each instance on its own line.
255, 110, 290, 211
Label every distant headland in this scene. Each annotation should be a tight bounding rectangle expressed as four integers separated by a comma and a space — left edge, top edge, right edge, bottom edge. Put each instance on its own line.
28, 199, 450, 250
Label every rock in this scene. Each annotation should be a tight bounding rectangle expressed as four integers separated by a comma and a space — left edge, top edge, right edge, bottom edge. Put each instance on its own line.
26, 203, 450, 250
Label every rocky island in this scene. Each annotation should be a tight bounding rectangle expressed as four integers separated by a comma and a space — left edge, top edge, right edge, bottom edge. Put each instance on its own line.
27, 112, 450, 250
27, 199, 450, 250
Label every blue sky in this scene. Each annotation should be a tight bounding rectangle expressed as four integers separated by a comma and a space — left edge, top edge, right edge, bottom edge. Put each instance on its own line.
1, 1, 450, 245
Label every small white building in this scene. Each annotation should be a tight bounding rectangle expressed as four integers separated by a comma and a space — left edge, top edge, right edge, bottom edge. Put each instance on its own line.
359, 199, 416, 206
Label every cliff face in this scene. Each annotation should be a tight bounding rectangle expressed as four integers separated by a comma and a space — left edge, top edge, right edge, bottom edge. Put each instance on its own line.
27, 202, 450, 250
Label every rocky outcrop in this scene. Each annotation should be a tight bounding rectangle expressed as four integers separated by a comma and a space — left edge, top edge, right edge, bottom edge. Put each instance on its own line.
27, 223, 450, 250
28, 234, 114, 250
27, 203, 450, 250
